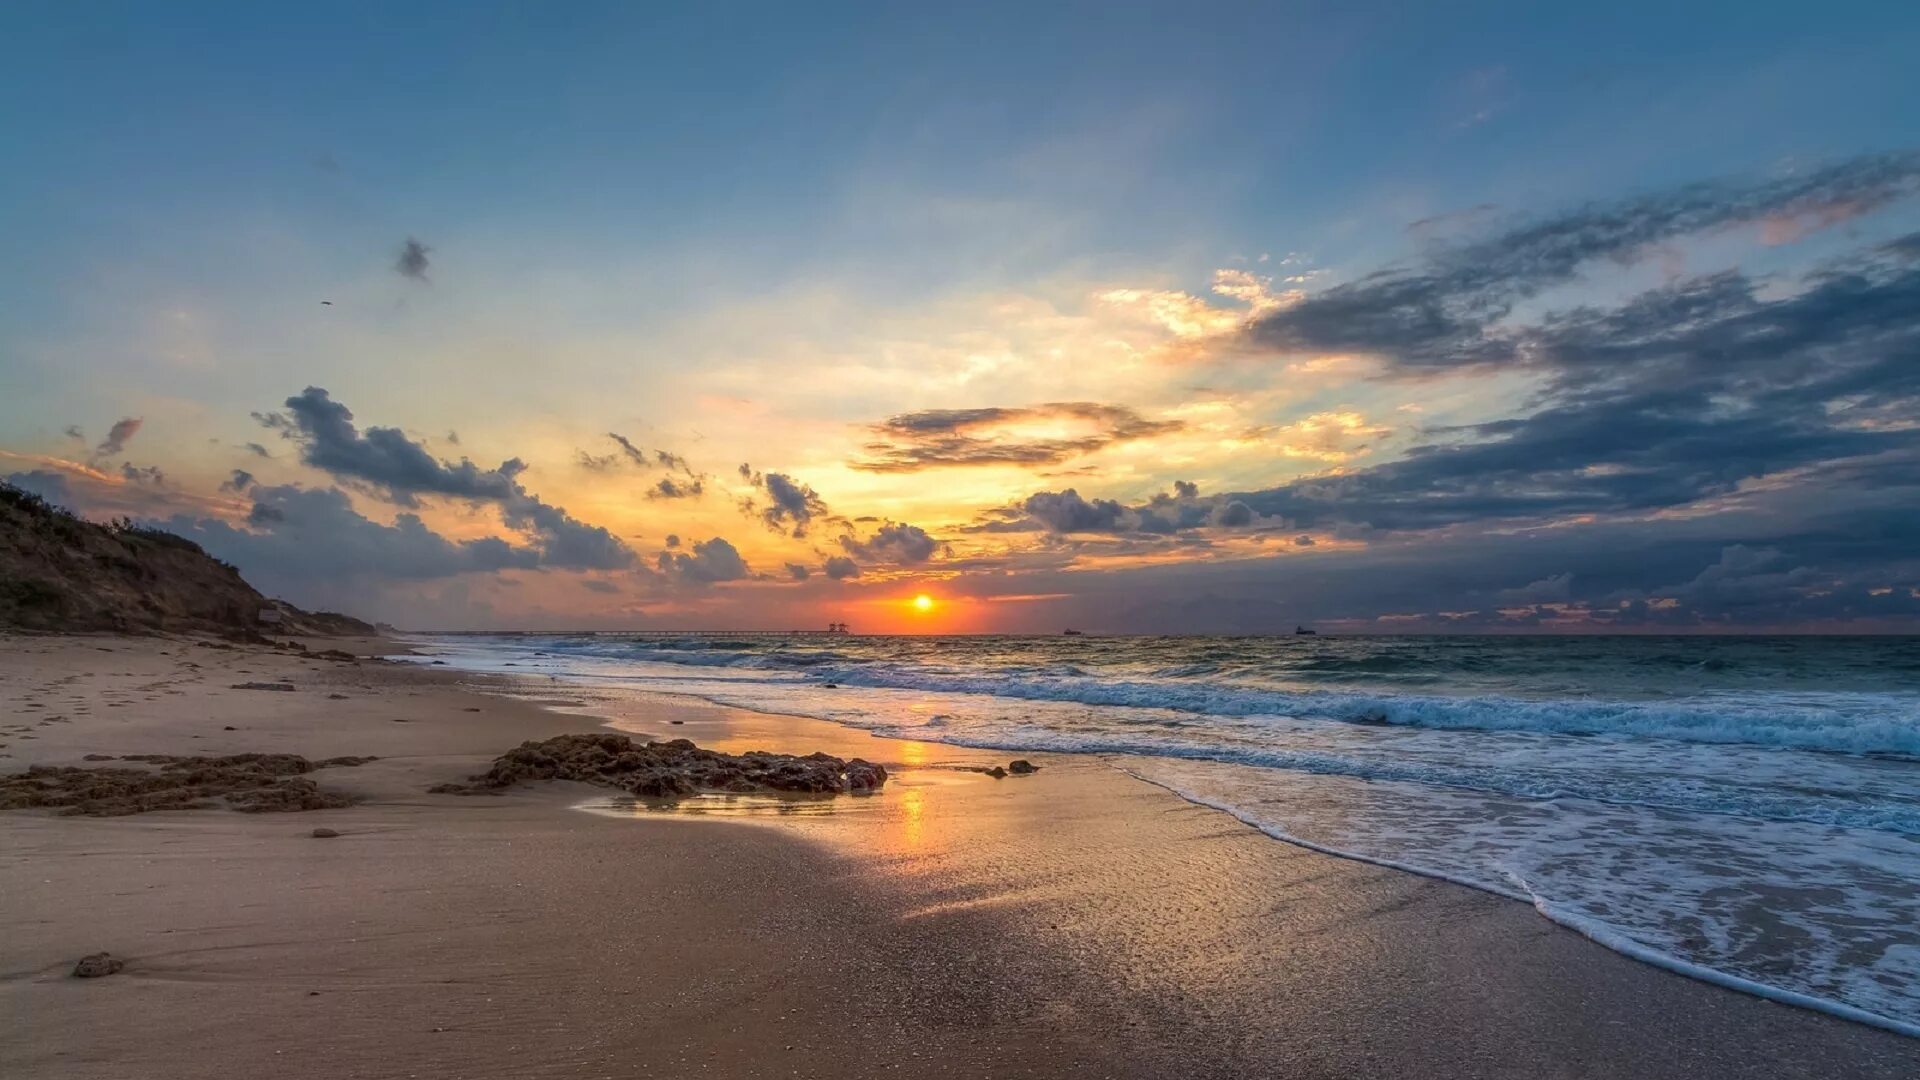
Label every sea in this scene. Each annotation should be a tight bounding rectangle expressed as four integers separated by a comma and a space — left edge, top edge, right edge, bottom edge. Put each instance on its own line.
410, 632, 1920, 1036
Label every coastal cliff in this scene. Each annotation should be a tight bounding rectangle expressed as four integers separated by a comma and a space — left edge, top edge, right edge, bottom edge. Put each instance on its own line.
0, 482, 374, 638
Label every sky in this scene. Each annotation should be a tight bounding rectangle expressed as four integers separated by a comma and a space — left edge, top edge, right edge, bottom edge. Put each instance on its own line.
4, 2, 1920, 633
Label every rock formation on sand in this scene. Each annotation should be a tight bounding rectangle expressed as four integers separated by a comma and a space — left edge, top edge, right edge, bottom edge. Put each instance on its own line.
0, 753, 370, 816
436, 733, 888, 799
72, 953, 124, 978
0, 481, 376, 637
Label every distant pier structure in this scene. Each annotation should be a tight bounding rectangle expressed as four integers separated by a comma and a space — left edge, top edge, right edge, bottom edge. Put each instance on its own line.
434, 625, 854, 638
578, 625, 853, 639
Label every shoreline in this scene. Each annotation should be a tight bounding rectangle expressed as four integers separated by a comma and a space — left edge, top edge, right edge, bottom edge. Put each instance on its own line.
4, 633, 1918, 1078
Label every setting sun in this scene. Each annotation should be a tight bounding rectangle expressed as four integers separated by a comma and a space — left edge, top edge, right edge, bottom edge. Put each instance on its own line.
912, 594, 935, 613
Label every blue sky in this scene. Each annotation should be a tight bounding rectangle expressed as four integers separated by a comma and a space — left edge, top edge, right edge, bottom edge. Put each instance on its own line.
4, 3, 1920, 630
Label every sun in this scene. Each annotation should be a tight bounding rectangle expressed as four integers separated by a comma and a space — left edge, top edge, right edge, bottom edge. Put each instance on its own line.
912, 594, 935, 613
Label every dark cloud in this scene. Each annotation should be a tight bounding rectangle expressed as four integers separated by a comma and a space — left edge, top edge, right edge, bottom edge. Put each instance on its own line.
1173, 480, 1199, 499
119, 463, 164, 486
63, 425, 84, 441
1214, 501, 1254, 527
260, 387, 633, 570
396, 237, 432, 281
1251, 151, 1920, 368
219, 469, 255, 493
839, 521, 940, 565
160, 485, 541, 587
608, 433, 650, 467
754, 472, 828, 537
823, 555, 861, 580
785, 562, 811, 581
1022, 489, 1127, 533
647, 477, 705, 500
664, 534, 680, 548
268, 387, 524, 505
92, 417, 142, 461
4, 470, 73, 507
656, 537, 749, 585
580, 579, 621, 594
244, 442, 272, 459
854, 402, 1182, 472
1230, 239, 1920, 533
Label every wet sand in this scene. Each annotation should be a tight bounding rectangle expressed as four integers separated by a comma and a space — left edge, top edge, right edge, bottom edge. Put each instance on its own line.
3, 634, 1917, 1078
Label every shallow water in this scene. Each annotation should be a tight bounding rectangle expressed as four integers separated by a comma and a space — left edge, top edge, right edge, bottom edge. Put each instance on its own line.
410, 632, 1920, 1036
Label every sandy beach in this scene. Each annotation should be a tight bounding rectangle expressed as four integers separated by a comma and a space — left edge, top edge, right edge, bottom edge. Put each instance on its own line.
4, 633, 1918, 1079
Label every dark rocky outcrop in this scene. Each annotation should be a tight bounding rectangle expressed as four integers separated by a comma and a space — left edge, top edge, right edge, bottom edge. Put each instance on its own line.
72, 953, 124, 978
0, 753, 369, 816
1008, 759, 1039, 775
0, 482, 377, 637
440, 733, 888, 800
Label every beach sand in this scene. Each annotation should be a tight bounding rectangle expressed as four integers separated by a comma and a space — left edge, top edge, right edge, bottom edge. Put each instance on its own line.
3, 634, 1916, 1079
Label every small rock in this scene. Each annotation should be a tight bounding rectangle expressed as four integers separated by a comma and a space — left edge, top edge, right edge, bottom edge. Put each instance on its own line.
669, 720, 685, 725
985, 766, 1007, 779
1008, 759, 1039, 775
462, 707, 482, 713
223, 725, 237, 731
72, 952, 124, 978
311, 828, 340, 838
327, 693, 349, 700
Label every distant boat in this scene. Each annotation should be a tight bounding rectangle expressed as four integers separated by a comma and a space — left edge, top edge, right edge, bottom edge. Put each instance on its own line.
1294, 625, 1317, 635
1062, 628, 1084, 636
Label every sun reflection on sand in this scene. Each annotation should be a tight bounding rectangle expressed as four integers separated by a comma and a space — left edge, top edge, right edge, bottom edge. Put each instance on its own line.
898, 786, 926, 849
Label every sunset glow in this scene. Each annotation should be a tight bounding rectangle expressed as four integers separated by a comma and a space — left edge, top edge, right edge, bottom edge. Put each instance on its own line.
1, 7, 1916, 636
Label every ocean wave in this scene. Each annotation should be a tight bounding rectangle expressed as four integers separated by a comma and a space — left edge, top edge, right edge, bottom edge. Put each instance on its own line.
792, 665, 1920, 757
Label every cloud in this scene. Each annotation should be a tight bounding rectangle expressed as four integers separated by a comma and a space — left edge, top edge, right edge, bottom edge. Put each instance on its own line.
396, 237, 432, 281
839, 521, 941, 565
1022, 488, 1127, 533
753, 472, 828, 537
159, 485, 542, 587
267, 387, 524, 505
854, 402, 1182, 472
1213, 501, 1254, 527
260, 387, 634, 570
219, 469, 255, 493
823, 555, 861, 580
92, 417, 142, 462
785, 562, 811, 581
647, 476, 705, 500
656, 537, 749, 585
1251, 151, 1920, 368
607, 433, 651, 467
1226, 237, 1920, 533
63, 425, 83, 441
119, 463, 164, 486
4, 470, 73, 507
1172, 480, 1199, 499
244, 442, 272, 459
